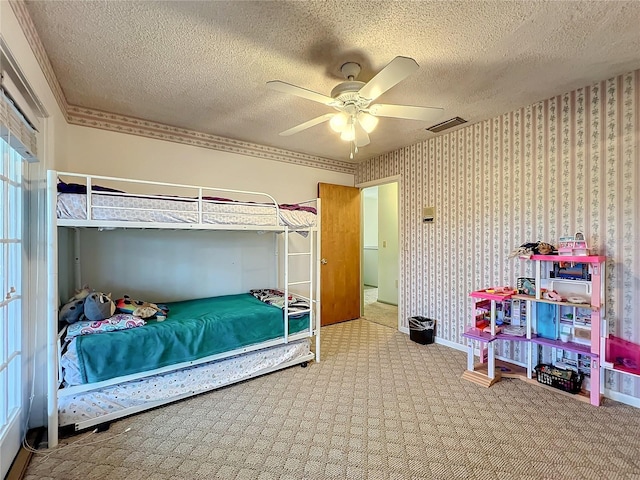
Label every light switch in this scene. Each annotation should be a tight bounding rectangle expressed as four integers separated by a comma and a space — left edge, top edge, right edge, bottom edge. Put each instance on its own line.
383, 240, 387, 248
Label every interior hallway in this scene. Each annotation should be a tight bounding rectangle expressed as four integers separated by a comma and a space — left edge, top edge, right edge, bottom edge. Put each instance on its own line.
362, 286, 398, 330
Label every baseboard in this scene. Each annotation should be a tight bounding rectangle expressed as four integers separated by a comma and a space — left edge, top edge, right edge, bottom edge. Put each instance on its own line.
376, 299, 398, 306
435, 336, 466, 352
5, 428, 44, 480
603, 389, 640, 409
402, 332, 466, 353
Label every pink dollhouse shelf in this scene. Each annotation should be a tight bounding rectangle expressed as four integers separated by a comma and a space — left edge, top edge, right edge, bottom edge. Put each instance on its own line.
531, 335, 597, 357
462, 328, 497, 342
530, 254, 606, 263
470, 289, 515, 301
605, 335, 640, 376
462, 328, 529, 343
496, 333, 530, 342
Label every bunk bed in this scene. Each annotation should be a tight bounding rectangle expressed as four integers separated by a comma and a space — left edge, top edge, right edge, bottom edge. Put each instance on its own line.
46, 171, 321, 448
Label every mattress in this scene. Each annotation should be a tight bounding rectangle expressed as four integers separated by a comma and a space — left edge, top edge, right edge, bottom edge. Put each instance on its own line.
61, 294, 310, 385
56, 192, 316, 229
59, 339, 310, 427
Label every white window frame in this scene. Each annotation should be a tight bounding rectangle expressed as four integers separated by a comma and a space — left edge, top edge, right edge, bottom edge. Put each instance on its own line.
0, 135, 24, 477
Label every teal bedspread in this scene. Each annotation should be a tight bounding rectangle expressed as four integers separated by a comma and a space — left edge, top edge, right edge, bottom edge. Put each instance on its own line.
75, 294, 310, 384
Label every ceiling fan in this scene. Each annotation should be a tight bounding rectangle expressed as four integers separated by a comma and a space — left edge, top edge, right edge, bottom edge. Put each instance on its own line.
267, 56, 443, 159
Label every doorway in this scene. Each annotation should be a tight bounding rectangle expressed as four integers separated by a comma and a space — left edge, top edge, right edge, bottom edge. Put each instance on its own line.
360, 181, 399, 330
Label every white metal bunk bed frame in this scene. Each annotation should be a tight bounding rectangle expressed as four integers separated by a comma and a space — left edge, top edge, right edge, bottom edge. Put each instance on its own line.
46, 170, 321, 447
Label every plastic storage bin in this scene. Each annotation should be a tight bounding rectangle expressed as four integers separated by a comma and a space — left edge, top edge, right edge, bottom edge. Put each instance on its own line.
409, 317, 436, 345
535, 364, 584, 394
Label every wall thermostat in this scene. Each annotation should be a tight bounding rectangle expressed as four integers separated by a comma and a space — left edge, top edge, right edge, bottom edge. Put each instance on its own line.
423, 207, 435, 223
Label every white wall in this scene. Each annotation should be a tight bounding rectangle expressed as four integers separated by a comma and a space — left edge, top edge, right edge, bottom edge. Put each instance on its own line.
362, 187, 378, 287
64, 125, 352, 203
61, 229, 278, 303
377, 183, 398, 305
59, 124, 354, 308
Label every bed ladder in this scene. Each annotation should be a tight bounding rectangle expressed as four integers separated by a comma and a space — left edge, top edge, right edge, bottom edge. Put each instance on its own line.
282, 226, 319, 361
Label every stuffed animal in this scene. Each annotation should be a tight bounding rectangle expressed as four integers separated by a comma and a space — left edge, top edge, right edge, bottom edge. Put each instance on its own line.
116, 295, 168, 321
83, 292, 116, 321
66, 285, 93, 303
508, 241, 555, 259
59, 288, 114, 324
59, 298, 86, 324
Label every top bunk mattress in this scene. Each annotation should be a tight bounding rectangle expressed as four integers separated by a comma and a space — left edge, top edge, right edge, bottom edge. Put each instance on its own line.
56, 192, 317, 229
64, 293, 310, 385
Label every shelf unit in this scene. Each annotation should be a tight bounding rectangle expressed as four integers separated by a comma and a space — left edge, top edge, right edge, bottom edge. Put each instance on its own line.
462, 289, 530, 387
525, 254, 604, 406
462, 255, 606, 406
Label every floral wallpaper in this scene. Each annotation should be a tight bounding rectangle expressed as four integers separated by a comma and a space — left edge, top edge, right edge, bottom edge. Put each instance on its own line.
356, 70, 639, 399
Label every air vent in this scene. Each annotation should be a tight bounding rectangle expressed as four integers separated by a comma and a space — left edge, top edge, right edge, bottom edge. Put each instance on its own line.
426, 116, 467, 133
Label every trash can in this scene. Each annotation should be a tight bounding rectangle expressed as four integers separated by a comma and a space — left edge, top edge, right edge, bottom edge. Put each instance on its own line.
409, 316, 436, 345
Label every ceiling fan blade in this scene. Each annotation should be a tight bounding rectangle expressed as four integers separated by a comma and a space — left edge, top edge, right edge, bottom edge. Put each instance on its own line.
267, 80, 335, 106
354, 121, 370, 147
279, 113, 334, 136
369, 103, 444, 122
358, 56, 419, 102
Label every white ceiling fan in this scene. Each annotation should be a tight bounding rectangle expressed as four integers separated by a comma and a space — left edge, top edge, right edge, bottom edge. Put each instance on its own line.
267, 56, 443, 159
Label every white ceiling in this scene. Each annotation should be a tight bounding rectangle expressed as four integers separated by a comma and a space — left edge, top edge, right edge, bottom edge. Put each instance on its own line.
23, 0, 640, 164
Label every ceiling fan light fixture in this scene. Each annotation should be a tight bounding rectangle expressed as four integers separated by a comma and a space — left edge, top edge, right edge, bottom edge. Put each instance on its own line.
268, 56, 442, 159
340, 123, 356, 142
329, 112, 348, 132
357, 112, 378, 133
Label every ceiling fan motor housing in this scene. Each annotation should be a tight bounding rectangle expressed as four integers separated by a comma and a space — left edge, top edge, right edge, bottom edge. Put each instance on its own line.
331, 81, 372, 114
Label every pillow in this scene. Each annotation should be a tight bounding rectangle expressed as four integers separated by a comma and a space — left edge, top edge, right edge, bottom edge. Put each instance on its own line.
57, 180, 124, 194
65, 313, 145, 340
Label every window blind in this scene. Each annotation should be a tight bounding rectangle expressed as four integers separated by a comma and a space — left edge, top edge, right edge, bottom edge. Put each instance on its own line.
0, 89, 37, 161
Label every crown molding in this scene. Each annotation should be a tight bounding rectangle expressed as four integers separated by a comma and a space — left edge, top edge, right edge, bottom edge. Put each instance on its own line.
9, 0, 68, 119
9, 0, 355, 175
67, 105, 356, 174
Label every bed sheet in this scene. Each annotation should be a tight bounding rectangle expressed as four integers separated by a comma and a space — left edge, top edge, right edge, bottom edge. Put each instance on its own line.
64, 294, 310, 385
56, 193, 316, 228
59, 339, 310, 427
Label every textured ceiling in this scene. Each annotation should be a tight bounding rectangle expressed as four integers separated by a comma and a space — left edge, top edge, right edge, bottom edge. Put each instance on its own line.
24, 0, 640, 163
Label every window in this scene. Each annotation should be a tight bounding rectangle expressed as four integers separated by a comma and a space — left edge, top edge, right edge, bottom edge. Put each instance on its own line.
0, 135, 23, 443
0, 71, 37, 478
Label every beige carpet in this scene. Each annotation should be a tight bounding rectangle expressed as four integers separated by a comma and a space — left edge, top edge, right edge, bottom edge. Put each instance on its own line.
363, 287, 398, 330
25, 319, 640, 479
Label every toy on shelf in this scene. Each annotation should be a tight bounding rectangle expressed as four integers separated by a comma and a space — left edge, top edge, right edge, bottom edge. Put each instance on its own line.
517, 277, 536, 296
558, 232, 589, 256
542, 290, 563, 302
471, 286, 516, 300
508, 241, 555, 259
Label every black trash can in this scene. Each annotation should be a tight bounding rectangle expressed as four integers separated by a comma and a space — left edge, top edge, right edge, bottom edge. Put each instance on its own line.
409, 316, 436, 345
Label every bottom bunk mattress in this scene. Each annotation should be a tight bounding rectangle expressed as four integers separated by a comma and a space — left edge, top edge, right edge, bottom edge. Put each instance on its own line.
61, 293, 310, 385
59, 338, 311, 427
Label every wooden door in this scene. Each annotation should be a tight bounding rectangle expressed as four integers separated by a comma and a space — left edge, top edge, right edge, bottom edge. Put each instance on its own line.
318, 183, 361, 326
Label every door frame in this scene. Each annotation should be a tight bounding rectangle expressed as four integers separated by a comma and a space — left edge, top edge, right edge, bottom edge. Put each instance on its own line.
356, 175, 402, 332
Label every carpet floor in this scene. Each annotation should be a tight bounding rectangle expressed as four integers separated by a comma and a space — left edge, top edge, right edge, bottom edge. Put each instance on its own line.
25, 319, 640, 479
363, 287, 398, 330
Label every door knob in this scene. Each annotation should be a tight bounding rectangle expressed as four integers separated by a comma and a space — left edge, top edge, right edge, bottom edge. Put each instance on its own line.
321, 258, 328, 265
